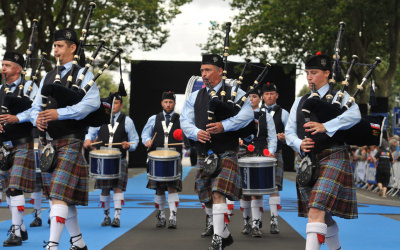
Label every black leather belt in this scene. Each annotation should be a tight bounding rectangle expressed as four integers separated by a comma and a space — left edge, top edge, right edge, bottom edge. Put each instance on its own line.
12, 137, 33, 147
54, 133, 84, 140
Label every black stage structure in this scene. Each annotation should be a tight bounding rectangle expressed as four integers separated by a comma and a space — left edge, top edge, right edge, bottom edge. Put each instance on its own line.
129, 60, 296, 171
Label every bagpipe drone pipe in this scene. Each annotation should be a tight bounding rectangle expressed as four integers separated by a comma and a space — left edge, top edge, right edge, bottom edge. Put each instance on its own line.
302, 57, 383, 147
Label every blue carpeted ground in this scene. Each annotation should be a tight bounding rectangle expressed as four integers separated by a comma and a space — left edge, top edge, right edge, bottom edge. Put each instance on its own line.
1, 168, 400, 249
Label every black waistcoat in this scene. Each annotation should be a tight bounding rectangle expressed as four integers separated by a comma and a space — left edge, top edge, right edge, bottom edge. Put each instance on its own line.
0, 81, 33, 141
252, 109, 268, 155
194, 85, 239, 155
296, 92, 339, 153
97, 113, 128, 158
151, 112, 182, 153
42, 66, 84, 139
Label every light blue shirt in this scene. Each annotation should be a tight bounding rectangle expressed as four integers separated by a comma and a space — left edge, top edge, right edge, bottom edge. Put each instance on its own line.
30, 61, 100, 126
85, 111, 139, 151
0, 76, 39, 123
285, 83, 361, 154
180, 81, 254, 141
141, 110, 176, 145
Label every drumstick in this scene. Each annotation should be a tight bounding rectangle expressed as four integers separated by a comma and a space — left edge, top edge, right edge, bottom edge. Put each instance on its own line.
164, 143, 184, 146
147, 132, 157, 151
90, 141, 103, 146
105, 142, 136, 146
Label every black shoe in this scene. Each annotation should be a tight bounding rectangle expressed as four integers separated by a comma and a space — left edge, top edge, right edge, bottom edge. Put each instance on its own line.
252, 226, 262, 238
21, 229, 28, 241
70, 245, 88, 250
156, 211, 166, 228
101, 216, 111, 227
208, 234, 233, 250
241, 217, 251, 235
3, 227, 22, 246
70, 233, 87, 250
270, 222, 280, 234
43, 240, 58, 249
111, 218, 120, 228
168, 218, 177, 229
30, 217, 42, 227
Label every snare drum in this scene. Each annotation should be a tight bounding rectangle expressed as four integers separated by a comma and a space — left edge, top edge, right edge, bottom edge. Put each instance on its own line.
147, 149, 181, 181
89, 149, 122, 179
34, 142, 40, 173
239, 156, 278, 195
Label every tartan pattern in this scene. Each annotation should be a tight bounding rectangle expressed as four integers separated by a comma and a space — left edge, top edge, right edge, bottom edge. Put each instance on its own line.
95, 159, 129, 191
297, 146, 358, 219
275, 150, 284, 191
6, 142, 36, 193
39, 138, 88, 206
195, 153, 242, 203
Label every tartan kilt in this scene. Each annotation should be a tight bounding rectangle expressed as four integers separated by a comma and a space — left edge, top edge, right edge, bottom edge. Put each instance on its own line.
6, 142, 36, 193
195, 152, 242, 203
297, 146, 358, 219
95, 159, 128, 191
39, 138, 88, 206
275, 150, 284, 191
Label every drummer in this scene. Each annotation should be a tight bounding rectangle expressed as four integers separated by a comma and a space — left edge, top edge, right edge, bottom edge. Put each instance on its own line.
261, 82, 290, 234
238, 87, 277, 238
84, 92, 139, 228
141, 91, 183, 229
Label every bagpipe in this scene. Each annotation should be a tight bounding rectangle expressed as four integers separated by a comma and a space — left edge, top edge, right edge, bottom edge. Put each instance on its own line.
301, 22, 384, 147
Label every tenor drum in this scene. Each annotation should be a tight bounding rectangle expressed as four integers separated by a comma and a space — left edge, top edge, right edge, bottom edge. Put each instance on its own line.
239, 156, 278, 195
89, 149, 121, 179
147, 149, 181, 181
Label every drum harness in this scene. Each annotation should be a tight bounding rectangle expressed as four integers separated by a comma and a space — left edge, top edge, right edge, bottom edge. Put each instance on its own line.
161, 117, 174, 148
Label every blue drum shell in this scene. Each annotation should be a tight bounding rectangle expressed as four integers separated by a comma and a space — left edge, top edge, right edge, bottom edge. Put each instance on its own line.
89, 150, 122, 179
147, 150, 181, 181
239, 156, 277, 195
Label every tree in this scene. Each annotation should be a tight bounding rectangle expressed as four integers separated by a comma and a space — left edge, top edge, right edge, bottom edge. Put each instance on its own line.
203, 0, 400, 111
0, 0, 192, 70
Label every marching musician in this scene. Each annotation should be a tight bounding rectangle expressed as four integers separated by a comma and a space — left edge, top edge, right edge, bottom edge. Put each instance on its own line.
84, 92, 139, 228
260, 82, 289, 234
285, 52, 361, 250
141, 91, 182, 229
238, 87, 277, 238
30, 28, 100, 250
0, 51, 38, 246
180, 54, 253, 249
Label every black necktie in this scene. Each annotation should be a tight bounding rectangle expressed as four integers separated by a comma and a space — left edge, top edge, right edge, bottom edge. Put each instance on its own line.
165, 114, 171, 127
111, 115, 115, 127
266, 107, 272, 113
59, 66, 65, 73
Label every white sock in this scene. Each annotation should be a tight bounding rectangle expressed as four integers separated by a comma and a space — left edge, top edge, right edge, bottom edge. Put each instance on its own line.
269, 196, 280, 224
226, 198, 235, 217
306, 222, 327, 250
65, 206, 85, 248
10, 194, 25, 237
31, 191, 42, 209
326, 221, 341, 250
168, 193, 179, 219
240, 199, 252, 220
205, 207, 213, 225
155, 194, 166, 218
100, 195, 111, 217
213, 203, 229, 238
113, 193, 124, 219
49, 204, 69, 247
251, 199, 263, 228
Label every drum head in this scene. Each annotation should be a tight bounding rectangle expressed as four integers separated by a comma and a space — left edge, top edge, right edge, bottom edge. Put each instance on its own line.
90, 149, 122, 157
148, 150, 180, 158
238, 156, 277, 164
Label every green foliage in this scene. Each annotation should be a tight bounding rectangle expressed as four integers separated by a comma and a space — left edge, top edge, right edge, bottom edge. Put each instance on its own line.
202, 0, 400, 99
297, 84, 310, 97
0, 0, 192, 70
